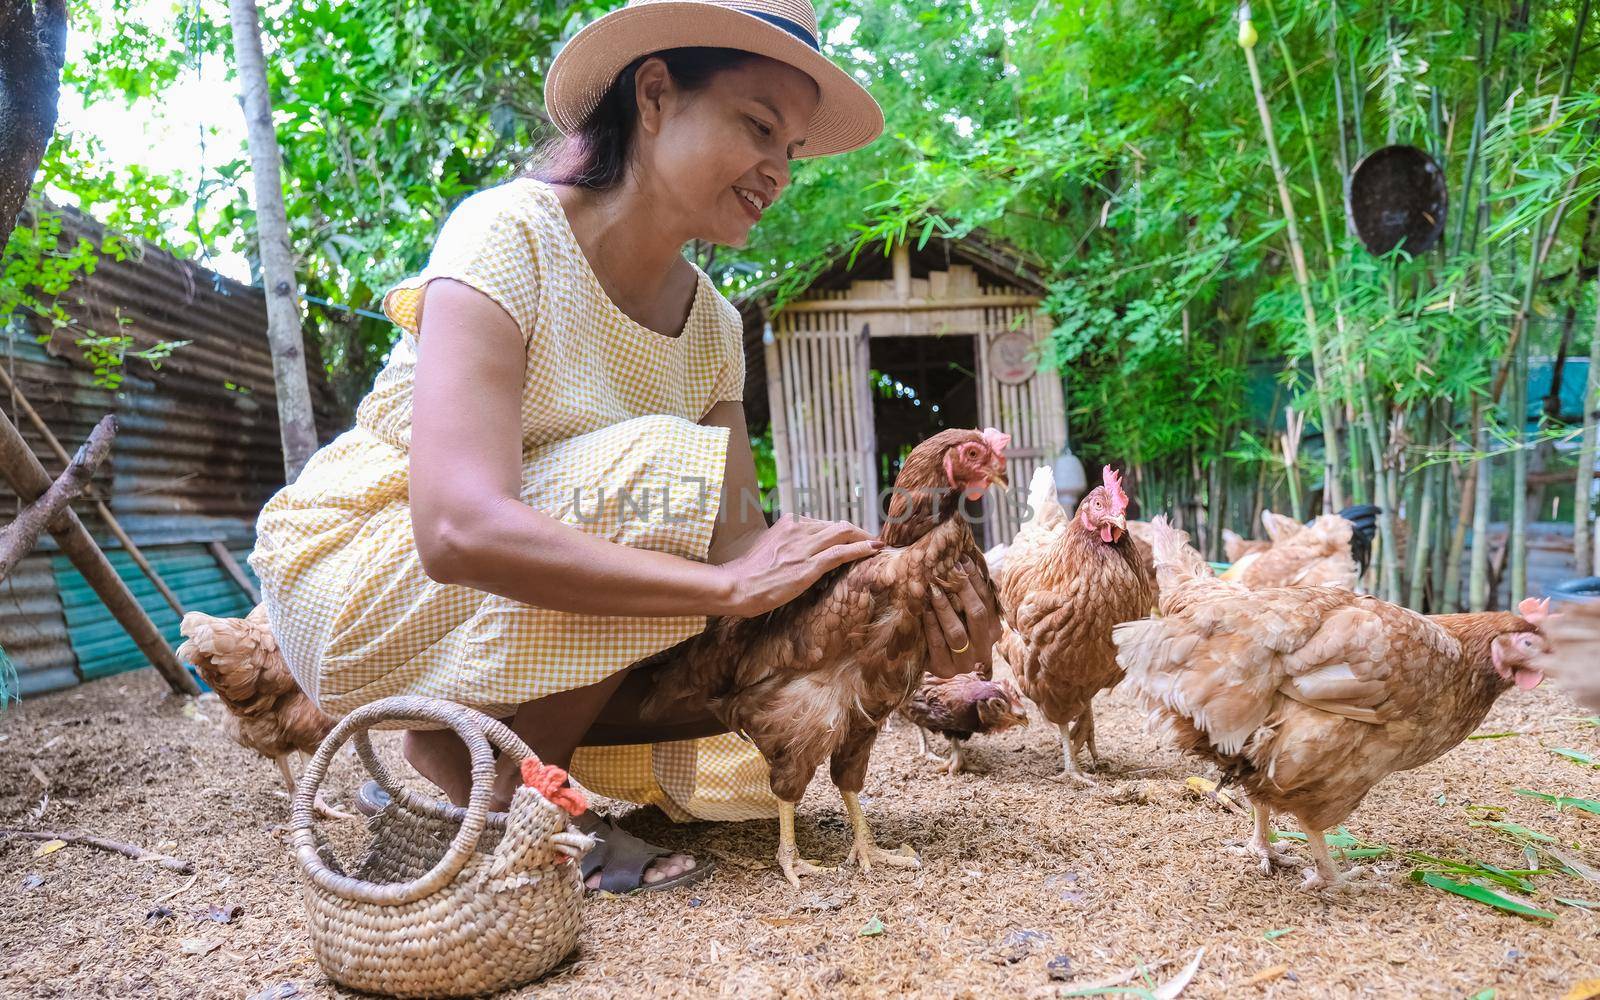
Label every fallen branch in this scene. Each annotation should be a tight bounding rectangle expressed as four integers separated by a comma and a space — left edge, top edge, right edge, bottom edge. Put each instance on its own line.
1, 827, 196, 874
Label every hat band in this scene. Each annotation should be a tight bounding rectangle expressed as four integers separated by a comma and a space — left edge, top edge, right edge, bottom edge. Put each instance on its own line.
738, 9, 820, 51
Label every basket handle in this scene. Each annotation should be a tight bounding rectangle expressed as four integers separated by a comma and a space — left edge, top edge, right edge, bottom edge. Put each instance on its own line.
289, 695, 539, 906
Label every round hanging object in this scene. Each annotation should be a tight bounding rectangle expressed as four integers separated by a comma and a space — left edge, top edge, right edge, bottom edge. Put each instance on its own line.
987, 332, 1036, 385
1347, 144, 1448, 255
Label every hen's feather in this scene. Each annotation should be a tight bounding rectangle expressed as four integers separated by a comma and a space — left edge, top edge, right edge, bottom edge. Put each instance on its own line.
177, 605, 334, 761
1116, 552, 1543, 830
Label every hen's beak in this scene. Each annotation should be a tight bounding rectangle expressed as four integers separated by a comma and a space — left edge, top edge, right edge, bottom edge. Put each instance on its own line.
985, 464, 1009, 487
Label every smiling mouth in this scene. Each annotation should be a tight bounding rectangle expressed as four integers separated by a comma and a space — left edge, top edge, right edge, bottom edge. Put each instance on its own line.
734, 186, 766, 221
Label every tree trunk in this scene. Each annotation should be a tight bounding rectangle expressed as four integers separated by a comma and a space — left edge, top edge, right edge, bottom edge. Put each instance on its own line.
228, 0, 318, 482
0, 0, 67, 251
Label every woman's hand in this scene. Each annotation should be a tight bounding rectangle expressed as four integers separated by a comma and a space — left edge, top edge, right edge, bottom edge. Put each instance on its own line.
717, 513, 883, 617
923, 556, 1004, 678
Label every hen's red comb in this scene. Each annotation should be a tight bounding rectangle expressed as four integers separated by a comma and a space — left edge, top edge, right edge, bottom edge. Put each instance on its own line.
1517, 596, 1552, 625
981, 427, 1011, 457
1102, 465, 1129, 513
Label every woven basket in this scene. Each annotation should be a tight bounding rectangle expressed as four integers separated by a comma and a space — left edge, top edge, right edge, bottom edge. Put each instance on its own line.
289, 696, 589, 998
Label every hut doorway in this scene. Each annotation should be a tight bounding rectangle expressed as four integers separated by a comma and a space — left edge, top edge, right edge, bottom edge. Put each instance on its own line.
750, 238, 1071, 548
870, 334, 980, 517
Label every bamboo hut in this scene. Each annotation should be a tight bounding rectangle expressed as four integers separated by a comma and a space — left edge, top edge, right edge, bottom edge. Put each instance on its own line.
737, 233, 1075, 548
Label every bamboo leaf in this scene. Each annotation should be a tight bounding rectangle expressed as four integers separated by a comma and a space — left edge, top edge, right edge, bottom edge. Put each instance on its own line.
1515, 790, 1600, 816
1416, 873, 1557, 920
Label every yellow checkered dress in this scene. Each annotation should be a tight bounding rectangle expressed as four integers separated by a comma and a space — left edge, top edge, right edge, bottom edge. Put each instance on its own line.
248, 177, 776, 822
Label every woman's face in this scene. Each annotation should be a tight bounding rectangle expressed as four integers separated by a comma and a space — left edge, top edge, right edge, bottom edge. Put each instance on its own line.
633, 56, 821, 248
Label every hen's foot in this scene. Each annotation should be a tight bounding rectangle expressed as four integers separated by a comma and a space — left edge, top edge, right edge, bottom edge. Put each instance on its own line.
1298, 864, 1371, 893
1050, 760, 1098, 786
847, 838, 920, 873
1229, 837, 1302, 876
776, 847, 833, 889
313, 790, 359, 822
841, 790, 921, 875
944, 741, 968, 775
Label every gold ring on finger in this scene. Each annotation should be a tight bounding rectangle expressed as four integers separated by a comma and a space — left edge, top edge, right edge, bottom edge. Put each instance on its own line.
949, 638, 970, 654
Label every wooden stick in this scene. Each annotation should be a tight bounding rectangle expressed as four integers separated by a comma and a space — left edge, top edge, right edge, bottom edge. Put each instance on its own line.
0, 406, 199, 695
207, 540, 260, 604
0, 415, 115, 578
1, 827, 195, 874
0, 365, 186, 616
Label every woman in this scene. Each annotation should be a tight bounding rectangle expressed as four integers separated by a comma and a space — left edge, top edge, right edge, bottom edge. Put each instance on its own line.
249, 0, 1001, 893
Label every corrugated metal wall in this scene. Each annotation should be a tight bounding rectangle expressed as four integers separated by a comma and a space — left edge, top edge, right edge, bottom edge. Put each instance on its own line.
1, 202, 342, 696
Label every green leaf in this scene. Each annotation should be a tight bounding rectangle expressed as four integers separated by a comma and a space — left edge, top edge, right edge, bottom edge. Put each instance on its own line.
1547, 748, 1599, 767
1416, 874, 1556, 920
1263, 927, 1294, 940
1515, 790, 1600, 816
1468, 820, 1556, 843
858, 917, 885, 937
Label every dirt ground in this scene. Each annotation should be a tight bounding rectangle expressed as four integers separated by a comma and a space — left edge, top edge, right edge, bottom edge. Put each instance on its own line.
1, 668, 1596, 1000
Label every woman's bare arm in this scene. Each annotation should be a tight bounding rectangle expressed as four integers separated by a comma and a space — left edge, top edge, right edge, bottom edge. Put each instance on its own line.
700, 399, 770, 566
409, 278, 878, 617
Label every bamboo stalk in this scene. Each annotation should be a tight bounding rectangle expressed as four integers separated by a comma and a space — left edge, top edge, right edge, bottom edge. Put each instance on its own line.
1407, 441, 1436, 609
208, 541, 261, 605
1470, 417, 1494, 612
1577, 270, 1600, 577
1238, 3, 1343, 513
1443, 408, 1478, 613
1511, 311, 1529, 605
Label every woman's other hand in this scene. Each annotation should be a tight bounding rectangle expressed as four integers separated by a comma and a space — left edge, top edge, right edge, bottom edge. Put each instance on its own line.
718, 514, 882, 617
923, 556, 1003, 678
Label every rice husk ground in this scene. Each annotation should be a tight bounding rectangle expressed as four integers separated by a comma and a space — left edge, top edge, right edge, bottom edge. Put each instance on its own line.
1, 668, 1596, 999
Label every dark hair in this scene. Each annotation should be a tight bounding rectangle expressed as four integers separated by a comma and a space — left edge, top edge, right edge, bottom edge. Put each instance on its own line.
528, 47, 760, 191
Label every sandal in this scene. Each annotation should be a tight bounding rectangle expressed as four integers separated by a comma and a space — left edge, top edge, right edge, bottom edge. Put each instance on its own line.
575, 812, 714, 894
354, 779, 392, 817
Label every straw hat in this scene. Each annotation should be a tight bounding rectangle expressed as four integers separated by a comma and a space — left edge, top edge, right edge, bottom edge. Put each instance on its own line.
544, 0, 884, 158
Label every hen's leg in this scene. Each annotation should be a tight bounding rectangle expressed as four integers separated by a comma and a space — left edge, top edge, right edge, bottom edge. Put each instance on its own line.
776, 801, 830, 889
945, 738, 968, 775
915, 727, 949, 765
275, 755, 297, 794
1053, 722, 1094, 785
841, 790, 920, 874
1298, 824, 1366, 892
295, 752, 359, 822
1080, 708, 1101, 769
1239, 801, 1298, 875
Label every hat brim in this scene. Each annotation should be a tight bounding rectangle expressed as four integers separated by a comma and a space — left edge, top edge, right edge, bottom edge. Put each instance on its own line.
544, 3, 884, 159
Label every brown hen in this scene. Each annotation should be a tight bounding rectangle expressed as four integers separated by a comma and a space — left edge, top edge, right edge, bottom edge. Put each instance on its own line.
177, 604, 351, 819
639, 428, 1009, 887
1116, 517, 1550, 891
996, 466, 1155, 784
899, 673, 1028, 774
